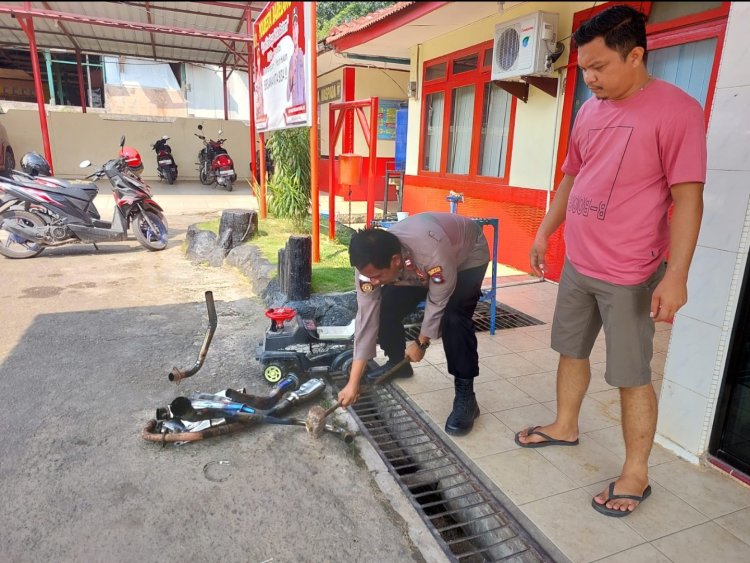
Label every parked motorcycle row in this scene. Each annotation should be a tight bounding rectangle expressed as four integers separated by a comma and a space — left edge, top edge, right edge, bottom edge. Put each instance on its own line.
0, 136, 168, 259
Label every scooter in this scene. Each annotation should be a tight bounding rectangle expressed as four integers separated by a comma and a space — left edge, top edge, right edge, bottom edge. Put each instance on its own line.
0, 136, 168, 259
195, 124, 236, 192
152, 135, 178, 184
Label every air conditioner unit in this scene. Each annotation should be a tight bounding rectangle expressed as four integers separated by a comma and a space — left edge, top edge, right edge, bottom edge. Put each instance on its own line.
491, 11, 559, 82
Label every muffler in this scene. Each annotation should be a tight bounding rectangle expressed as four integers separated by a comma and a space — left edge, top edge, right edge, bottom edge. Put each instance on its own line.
1, 219, 45, 241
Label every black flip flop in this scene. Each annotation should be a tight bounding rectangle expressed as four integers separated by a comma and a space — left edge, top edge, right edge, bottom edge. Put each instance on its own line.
591, 481, 652, 517
514, 426, 579, 448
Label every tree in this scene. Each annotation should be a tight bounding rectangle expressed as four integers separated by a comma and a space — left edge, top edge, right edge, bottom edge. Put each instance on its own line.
317, 2, 396, 40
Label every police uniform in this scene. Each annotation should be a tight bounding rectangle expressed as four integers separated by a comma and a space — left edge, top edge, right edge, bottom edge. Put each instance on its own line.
354, 212, 490, 381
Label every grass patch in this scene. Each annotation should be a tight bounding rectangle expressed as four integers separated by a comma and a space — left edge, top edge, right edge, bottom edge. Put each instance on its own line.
196, 218, 220, 234
252, 215, 354, 294
194, 215, 355, 294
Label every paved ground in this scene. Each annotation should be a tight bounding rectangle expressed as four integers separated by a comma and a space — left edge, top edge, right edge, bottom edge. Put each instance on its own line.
0, 183, 446, 562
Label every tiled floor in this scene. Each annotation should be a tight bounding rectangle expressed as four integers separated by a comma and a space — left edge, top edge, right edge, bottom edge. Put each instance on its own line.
389, 277, 750, 563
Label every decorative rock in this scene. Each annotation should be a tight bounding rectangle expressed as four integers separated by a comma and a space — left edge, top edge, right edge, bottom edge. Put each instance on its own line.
219, 209, 258, 249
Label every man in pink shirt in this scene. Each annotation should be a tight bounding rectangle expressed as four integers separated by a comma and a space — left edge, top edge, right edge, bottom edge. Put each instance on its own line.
515, 5, 706, 517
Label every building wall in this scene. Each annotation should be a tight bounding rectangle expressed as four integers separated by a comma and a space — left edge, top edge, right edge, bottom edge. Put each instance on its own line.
2, 108, 251, 181
656, 3, 750, 461
405, 1, 590, 188
319, 67, 344, 157
185, 64, 250, 120
317, 65, 408, 203
352, 66, 408, 160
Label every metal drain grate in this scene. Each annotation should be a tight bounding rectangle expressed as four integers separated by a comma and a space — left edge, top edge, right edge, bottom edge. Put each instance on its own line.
404, 301, 544, 340
330, 373, 552, 562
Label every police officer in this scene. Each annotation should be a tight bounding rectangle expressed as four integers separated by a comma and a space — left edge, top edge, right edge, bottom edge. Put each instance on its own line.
338, 212, 490, 436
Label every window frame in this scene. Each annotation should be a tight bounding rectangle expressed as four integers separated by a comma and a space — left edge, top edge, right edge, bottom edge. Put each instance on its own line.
554, 1, 730, 187
418, 41, 517, 183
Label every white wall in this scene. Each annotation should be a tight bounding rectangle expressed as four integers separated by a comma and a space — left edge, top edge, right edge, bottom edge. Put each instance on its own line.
185, 64, 250, 121
104, 56, 180, 89
656, 3, 750, 461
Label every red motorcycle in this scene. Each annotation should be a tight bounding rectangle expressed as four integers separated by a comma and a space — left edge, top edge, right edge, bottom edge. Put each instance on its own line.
195, 124, 236, 192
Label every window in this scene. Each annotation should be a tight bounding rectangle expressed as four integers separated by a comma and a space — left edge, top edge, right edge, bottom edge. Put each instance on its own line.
564, 2, 728, 136
479, 83, 512, 177
448, 85, 475, 174
420, 42, 515, 181
422, 92, 444, 172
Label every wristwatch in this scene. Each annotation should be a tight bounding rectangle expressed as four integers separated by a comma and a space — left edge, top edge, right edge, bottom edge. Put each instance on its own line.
417, 338, 430, 351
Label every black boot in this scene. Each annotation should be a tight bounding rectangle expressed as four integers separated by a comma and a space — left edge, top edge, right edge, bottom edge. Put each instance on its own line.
365, 357, 413, 383
445, 378, 480, 436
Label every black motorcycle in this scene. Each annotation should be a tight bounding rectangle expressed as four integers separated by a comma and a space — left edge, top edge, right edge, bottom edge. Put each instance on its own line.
152, 135, 178, 184
0, 136, 168, 259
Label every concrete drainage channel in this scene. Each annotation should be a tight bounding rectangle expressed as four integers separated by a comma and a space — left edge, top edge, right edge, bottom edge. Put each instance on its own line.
329, 373, 553, 562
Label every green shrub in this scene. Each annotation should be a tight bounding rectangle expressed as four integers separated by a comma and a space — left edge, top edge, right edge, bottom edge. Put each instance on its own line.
266, 128, 311, 229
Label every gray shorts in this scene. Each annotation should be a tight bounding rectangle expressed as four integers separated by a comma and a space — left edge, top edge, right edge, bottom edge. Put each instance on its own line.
551, 258, 666, 388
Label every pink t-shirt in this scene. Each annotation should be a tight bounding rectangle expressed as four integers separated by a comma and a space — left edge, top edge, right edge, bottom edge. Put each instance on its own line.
562, 79, 706, 285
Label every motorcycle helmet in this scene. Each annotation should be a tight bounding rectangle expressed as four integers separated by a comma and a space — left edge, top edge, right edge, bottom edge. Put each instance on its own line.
119, 146, 144, 176
20, 151, 51, 177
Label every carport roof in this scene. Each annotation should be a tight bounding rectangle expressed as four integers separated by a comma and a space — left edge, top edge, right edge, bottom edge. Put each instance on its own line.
0, 1, 266, 69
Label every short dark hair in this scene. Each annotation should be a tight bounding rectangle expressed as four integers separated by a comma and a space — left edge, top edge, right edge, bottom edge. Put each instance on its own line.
573, 5, 648, 62
349, 228, 401, 270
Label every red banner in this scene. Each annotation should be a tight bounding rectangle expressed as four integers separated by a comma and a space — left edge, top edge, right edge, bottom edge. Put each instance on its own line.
253, 2, 312, 132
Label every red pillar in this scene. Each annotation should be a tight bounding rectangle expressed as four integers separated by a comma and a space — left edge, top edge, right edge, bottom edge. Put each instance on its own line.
17, 16, 53, 173
342, 67, 355, 153
366, 97, 379, 226
259, 132, 267, 218
328, 106, 336, 240
76, 50, 87, 113
309, 2, 320, 263
246, 10, 257, 189
222, 64, 229, 121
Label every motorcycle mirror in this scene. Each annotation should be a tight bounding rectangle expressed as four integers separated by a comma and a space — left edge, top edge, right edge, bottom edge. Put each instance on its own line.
79, 160, 92, 168
218, 129, 223, 136
119, 135, 125, 147
197, 124, 203, 131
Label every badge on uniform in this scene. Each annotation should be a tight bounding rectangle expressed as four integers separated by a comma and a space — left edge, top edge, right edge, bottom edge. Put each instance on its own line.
428, 266, 444, 284
359, 274, 374, 293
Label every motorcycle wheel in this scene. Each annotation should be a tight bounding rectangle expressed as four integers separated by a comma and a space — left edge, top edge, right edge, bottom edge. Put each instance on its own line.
0, 209, 45, 259
131, 210, 168, 251
165, 168, 175, 185
225, 180, 233, 192
199, 164, 212, 185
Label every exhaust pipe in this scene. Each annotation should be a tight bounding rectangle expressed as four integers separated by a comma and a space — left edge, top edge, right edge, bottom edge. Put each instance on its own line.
224, 374, 301, 410
1, 219, 44, 241
169, 291, 217, 383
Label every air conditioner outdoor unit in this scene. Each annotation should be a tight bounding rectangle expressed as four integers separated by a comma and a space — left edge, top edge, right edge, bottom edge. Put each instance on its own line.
491, 11, 559, 82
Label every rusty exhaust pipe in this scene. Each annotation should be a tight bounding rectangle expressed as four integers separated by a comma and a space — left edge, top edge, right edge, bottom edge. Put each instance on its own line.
169, 291, 217, 383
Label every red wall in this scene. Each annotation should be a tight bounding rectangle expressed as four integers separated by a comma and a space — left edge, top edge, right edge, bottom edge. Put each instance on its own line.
400, 178, 566, 281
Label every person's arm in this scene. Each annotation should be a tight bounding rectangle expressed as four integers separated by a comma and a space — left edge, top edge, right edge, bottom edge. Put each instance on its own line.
338, 359, 368, 407
530, 174, 575, 277
650, 182, 704, 322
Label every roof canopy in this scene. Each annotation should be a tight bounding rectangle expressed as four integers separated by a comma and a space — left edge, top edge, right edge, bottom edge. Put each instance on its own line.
0, 1, 266, 70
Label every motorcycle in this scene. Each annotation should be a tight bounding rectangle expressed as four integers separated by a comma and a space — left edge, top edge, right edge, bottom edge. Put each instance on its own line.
0, 136, 168, 259
152, 135, 178, 184
195, 124, 236, 192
